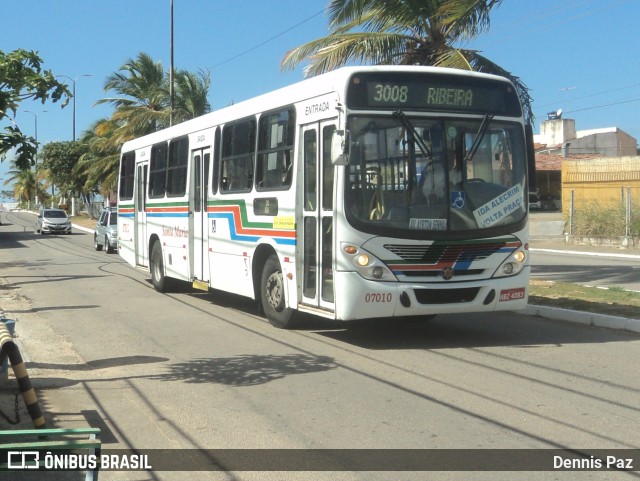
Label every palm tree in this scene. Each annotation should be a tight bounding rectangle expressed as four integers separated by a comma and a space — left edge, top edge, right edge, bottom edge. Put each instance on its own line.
281, 0, 533, 122
96, 52, 168, 141
172, 69, 211, 122
81, 53, 213, 201
75, 119, 121, 201
3, 161, 41, 206
96, 53, 213, 140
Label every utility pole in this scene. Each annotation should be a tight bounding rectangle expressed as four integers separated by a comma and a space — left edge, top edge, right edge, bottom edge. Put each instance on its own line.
170, 0, 175, 127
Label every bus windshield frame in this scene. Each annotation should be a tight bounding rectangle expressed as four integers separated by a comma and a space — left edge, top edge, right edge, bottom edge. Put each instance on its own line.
343, 115, 528, 241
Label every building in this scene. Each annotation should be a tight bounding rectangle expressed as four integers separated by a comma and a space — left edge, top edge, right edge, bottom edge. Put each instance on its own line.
532, 117, 638, 209
535, 118, 637, 157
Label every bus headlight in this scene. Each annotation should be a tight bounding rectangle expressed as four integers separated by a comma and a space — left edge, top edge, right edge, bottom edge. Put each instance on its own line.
493, 249, 527, 278
341, 243, 396, 281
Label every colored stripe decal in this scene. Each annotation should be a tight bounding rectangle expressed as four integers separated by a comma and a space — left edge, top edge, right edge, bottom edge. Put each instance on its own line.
208, 200, 296, 246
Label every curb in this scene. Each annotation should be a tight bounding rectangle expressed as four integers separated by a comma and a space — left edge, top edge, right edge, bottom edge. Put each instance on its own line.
525, 304, 640, 334
71, 224, 94, 234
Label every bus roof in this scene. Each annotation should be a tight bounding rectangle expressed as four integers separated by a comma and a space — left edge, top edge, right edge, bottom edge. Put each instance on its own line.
121, 65, 516, 152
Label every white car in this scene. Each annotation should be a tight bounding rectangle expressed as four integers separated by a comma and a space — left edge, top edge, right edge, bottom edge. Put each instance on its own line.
35, 208, 72, 234
94, 208, 118, 253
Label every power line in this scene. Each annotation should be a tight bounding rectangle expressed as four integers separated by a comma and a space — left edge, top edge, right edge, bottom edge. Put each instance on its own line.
210, 8, 326, 70
538, 82, 640, 109
565, 97, 640, 114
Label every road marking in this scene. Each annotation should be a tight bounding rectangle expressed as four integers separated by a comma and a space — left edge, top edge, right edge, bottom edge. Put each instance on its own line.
530, 248, 640, 260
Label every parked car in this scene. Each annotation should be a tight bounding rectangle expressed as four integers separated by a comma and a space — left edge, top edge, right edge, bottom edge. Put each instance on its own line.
35, 208, 72, 234
529, 192, 542, 210
94, 208, 118, 253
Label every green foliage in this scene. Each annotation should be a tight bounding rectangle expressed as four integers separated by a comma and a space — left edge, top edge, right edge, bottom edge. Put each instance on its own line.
2, 160, 43, 204
0, 49, 71, 169
41, 141, 88, 197
281, 0, 533, 122
571, 201, 640, 238
81, 53, 211, 197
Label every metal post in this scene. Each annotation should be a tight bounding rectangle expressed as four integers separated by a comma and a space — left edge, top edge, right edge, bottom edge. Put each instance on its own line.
23, 110, 46, 207
568, 189, 575, 241
624, 186, 632, 247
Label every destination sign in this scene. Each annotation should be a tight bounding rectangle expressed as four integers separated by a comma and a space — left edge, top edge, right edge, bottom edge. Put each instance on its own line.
346, 72, 522, 116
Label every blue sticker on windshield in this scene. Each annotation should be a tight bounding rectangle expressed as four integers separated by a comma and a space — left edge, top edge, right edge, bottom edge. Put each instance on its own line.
451, 191, 465, 209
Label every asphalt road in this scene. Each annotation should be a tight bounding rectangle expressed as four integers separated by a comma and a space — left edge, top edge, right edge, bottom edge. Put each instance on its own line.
1, 211, 639, 481
529, 211, 640, 292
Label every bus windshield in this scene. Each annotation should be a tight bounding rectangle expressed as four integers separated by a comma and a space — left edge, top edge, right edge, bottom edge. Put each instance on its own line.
344, 114, 527, 236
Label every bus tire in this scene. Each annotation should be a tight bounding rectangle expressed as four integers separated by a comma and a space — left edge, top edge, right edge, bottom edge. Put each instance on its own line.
150, 241, 172, 293
260, 255, 295, 328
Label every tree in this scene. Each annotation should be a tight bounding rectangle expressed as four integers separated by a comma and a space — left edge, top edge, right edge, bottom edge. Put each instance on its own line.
40, 141, 88, 201
3, 160, 43, 205
97, 53, 168, 143
0, 49, 71, 169
75, 118, 121, 200
281, 0, 533, 122
172, 69, 211, 122
96, 53, 212, 144
78, 53, 212, 201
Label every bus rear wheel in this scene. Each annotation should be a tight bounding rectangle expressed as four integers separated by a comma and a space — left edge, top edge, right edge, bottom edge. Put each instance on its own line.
150, 241, 172, 293
260, 255, 295, 329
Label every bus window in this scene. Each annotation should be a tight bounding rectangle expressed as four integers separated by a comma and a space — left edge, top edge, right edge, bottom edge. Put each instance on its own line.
303, 130, 317, 211
119, 151, 135, 200
149, 142, 168, 198
256, 108, 295, 190
322, 125, 336, 210
167, 136, 189, 197
221, 118, 256, 193
211, 127, 220, 194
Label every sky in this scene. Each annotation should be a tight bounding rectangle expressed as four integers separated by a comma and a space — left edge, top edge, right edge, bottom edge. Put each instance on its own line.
2, 0, 639, 200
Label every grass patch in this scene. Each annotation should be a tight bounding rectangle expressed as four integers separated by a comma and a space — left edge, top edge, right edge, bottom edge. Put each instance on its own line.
70, 215, 97, 230
529, 279, 640, 319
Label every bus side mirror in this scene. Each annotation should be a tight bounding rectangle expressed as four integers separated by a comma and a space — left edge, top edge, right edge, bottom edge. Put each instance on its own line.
331, 130, 350, 166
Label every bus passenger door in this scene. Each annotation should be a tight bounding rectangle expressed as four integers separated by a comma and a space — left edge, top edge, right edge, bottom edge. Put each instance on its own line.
189, 147, 211, 287
135, 162, 148, 267
301, 122, 336, 312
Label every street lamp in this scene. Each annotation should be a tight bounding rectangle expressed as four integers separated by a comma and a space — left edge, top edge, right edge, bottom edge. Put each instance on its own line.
23, 110, 47, 207
56, 74, 92, 141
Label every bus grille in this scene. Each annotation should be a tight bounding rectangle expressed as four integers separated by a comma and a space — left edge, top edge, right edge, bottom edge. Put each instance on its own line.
413, 288, 480, 304
384, 242, 512, 263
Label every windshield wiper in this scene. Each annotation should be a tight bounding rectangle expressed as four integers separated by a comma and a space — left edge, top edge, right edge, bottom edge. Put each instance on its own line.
393, 110, 433, 160
464, 114, 493, 163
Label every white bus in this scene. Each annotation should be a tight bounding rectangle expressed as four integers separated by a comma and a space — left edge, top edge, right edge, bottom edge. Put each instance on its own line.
118, 66, 535, 328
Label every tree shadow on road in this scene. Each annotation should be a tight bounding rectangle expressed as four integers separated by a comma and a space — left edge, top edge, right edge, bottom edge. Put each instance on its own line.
149, 354, 337, 386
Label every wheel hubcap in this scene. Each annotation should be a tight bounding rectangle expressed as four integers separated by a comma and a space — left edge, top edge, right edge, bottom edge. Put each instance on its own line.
265, 272, 283, 311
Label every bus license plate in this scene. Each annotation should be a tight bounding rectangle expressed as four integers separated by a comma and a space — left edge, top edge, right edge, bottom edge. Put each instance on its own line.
499, 288, 525, 302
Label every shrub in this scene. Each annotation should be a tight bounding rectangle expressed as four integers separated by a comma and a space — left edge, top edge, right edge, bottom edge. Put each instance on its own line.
570, 201, 640, 237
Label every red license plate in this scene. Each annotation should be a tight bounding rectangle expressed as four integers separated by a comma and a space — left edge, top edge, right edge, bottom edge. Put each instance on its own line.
499, 287, 526, 302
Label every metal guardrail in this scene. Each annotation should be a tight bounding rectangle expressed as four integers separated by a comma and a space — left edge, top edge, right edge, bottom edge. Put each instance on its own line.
0, 427, 102, 480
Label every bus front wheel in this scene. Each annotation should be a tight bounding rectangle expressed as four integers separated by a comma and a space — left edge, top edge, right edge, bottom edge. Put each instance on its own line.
260, 255, 295, 328
150, 241, 171, 293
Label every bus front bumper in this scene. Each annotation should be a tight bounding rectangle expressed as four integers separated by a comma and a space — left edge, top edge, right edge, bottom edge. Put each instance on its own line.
334, 269, 530, 321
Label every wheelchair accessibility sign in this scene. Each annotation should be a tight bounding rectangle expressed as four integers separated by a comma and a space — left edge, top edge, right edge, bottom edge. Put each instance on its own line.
451, 191, 466, 209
